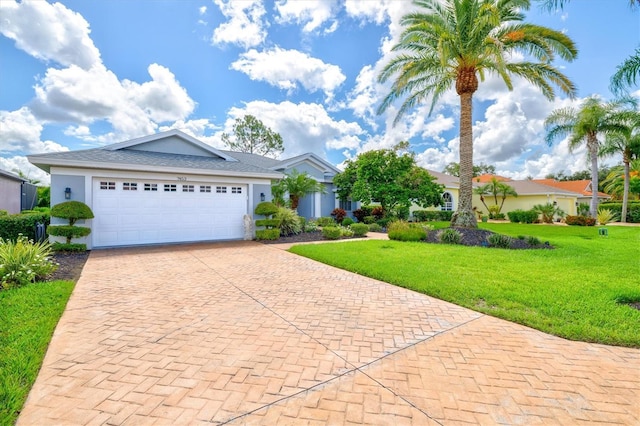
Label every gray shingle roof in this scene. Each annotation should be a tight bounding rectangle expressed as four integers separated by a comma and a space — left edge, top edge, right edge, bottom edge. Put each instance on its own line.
29, 148, 282, 177
219, 150, 283, 169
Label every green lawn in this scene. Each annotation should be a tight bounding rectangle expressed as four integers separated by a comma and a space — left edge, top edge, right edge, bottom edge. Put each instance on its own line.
0, 280, 75, 426
290, 223, 640, 348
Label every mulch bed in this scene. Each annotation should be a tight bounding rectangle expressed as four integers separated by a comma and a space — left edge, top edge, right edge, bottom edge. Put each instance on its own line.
260, 231, 365, 244
48, 251, 90, 282
425, 227, 553, 249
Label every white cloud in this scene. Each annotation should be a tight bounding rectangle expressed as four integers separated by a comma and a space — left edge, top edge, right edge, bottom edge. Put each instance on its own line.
275, 0, 338, 33
344, 0, 392, 25
223, 101, 364, 157
0, 156, 52, 186
230, 47, 345, 99
0, 108, 68, 155
199, 6, 207, 15
211, 0, 267, 48
0, 0, 100, 69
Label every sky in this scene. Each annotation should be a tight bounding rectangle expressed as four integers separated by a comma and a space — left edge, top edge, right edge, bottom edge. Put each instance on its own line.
1, 0, 639, 184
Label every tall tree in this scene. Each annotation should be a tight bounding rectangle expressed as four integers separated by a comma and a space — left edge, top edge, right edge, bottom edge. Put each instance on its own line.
334, 145, 443, 216
377, 0, 576, 228
443, 162, 495, 177
537, 0, 639, 10
222, 115, 284, 158
611, 47, 640, 96
545, 97, 631, 217
272, 169, 325, 210
473, 177, 518, 213
600, 110, 640, 221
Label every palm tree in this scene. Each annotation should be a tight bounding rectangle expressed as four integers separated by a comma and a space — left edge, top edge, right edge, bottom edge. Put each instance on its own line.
611, 47, 640, 96
377, 0, 576, 228
601, 114, 640, 222
545, 97, 632, 218
538, 0, 639, 10
274, 169, 326, 210
474, 177, 519, 214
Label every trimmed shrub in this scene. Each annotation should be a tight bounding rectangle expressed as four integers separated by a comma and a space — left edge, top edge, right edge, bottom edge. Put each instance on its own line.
254, 201, 279, 216
507, 209, 538, 224
350, 223, 368, 237
0, 236, 57, 289
342, 217, 354, 227
412, 210, 454, 222
255, 229, 280, 240
0, 212, 50, 241
368, 223, 383, 232
255, 219, 281, 228
316, 217, 335, 227
275, 207, 302, 236
47, 225, 91, 240
50, 201, 94, 226
437, 228, 462, 245
51, 242, 87, 252
487, 233, 512, 248
322, 226, 342, 240
0, 210, 8, 216
331, 208, 347, 224
565, 215, 596, 226
388, 221, 426, 242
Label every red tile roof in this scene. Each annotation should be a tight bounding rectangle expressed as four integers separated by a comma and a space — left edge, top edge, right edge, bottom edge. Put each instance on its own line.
474, 174, 512, 183
532, 179, 609, 197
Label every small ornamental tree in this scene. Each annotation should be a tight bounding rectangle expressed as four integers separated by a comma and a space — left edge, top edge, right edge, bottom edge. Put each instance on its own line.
47, 201, 94, 251
254, 202, 280, 240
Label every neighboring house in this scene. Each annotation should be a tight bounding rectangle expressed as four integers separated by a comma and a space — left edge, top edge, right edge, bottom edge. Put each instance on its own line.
0, 168, 38, 214
28, 130, 342, 248
420, 172, 611, 218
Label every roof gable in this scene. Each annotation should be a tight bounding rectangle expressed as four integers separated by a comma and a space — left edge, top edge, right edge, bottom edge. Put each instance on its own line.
105, 129, 237, 162
273, 153, 340, 175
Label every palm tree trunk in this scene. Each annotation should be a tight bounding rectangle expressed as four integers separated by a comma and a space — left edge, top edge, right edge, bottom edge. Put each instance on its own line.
622, 158, 630, 222
451, 92, 477, 228
588, 133, 599, 218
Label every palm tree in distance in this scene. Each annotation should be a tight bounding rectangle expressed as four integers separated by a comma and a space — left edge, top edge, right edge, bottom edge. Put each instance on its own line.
545, 97, 633, 218
377, 0, 577, 228
600, 110, 640, 222
474, 177, 518, 215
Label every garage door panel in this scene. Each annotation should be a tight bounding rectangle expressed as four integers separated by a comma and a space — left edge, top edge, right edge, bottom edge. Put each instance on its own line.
93, 179, 247, 247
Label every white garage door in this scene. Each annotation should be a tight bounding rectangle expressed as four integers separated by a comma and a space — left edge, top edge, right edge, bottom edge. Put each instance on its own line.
92, 179, 248, 247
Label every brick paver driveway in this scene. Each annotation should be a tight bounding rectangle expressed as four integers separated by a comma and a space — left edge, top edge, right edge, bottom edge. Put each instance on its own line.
19, 241, 639, 425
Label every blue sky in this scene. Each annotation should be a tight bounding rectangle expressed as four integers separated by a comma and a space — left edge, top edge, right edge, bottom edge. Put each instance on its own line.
1, 0, 638, 184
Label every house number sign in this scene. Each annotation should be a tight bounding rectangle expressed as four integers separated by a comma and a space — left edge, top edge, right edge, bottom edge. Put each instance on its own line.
177, 176, 187, 181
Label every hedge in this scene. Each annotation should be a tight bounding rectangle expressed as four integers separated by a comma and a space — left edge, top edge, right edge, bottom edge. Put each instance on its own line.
412, 210, 454, 222
0, 213, 50, 241
507, 209, 539, 224
565, 215, 597, 226
598, 202, 640, 223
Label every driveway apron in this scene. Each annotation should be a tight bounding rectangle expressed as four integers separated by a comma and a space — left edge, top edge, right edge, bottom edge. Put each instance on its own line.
18, 241, 639, 425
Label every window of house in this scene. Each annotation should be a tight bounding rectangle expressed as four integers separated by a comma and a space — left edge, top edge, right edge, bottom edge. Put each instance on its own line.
123, 182, 137, 191
164, 184, 177, 192
182, 185, 194, 192
441, 192, 453, 211
144, 183, 158, 191
339, 199, 352, 211
100, 181, 116, 190
231, 187, 242, 194
200, 185, 211, 193
216, 186, 227, 193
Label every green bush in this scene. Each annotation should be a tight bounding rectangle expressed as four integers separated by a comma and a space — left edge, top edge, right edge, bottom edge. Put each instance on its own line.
275, 207, 302, 236
362, 215, 376, 224
52, 242, 87, 252
340, 227, 354, 237
342, 217, 354, 227
322, 226, 342, 240
0, 236, 57, 289
437, 228, 462, 244
597, 208, 618, 225
598, 202, 640, 223
507, 209, 538, 224
303, 220, 319, 232
0, 212, 50, 241
350, 223, 369, 237
388, 221, 426, 242
255, 229, 280, 240
376, 218, 392, 229
565, 215, 596, 226
526, 236, 541, 246
50, 201, 94, 226
316, 217, 335, 227
412, 210, 454, 222
368, 223, 383, 232
254, 201, 279, 217
352, 206, 372, 223
0, 210, 8, 216
487, 233, 513, 248
47, 225, 91, 241
255, 219, 281, 228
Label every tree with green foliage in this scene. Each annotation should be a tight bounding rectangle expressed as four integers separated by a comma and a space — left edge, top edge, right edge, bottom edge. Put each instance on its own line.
545, 97, 633, 217
474, 177, 518, 214
600, 110, 640, 222
334, 144, 443, 216
611, 47, 640, 96
537, 0, 639, 10
443, 162, 495, 177
47, 201, 94, 250
377, 0, 577, 228
272, 169, 325, 210
221, 115, 284, 159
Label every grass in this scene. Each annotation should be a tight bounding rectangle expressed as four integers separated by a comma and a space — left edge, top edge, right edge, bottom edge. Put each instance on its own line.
0, 280, 75, 426
290, 223, 640, 348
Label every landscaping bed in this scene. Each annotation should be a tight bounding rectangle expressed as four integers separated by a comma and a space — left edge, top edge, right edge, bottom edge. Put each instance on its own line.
49, 251, 90, 282
425, 227, 553, 249
260, 230, 367, 244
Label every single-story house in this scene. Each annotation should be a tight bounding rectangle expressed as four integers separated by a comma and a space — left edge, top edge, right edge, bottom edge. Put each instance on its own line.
28, 130, 345, 248
417, 172, 611, 218
0, 168, 38, 214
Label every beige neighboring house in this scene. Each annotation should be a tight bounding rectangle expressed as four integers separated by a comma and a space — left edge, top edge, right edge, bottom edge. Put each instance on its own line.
0, 168, 38, 214
415, 171, 611, 218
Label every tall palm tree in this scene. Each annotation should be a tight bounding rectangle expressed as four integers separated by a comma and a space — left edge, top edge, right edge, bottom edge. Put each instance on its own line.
600, 111, 640, 221
377, 0, 576, 228
611, 47, 640, 96
545, 97, 631, 217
